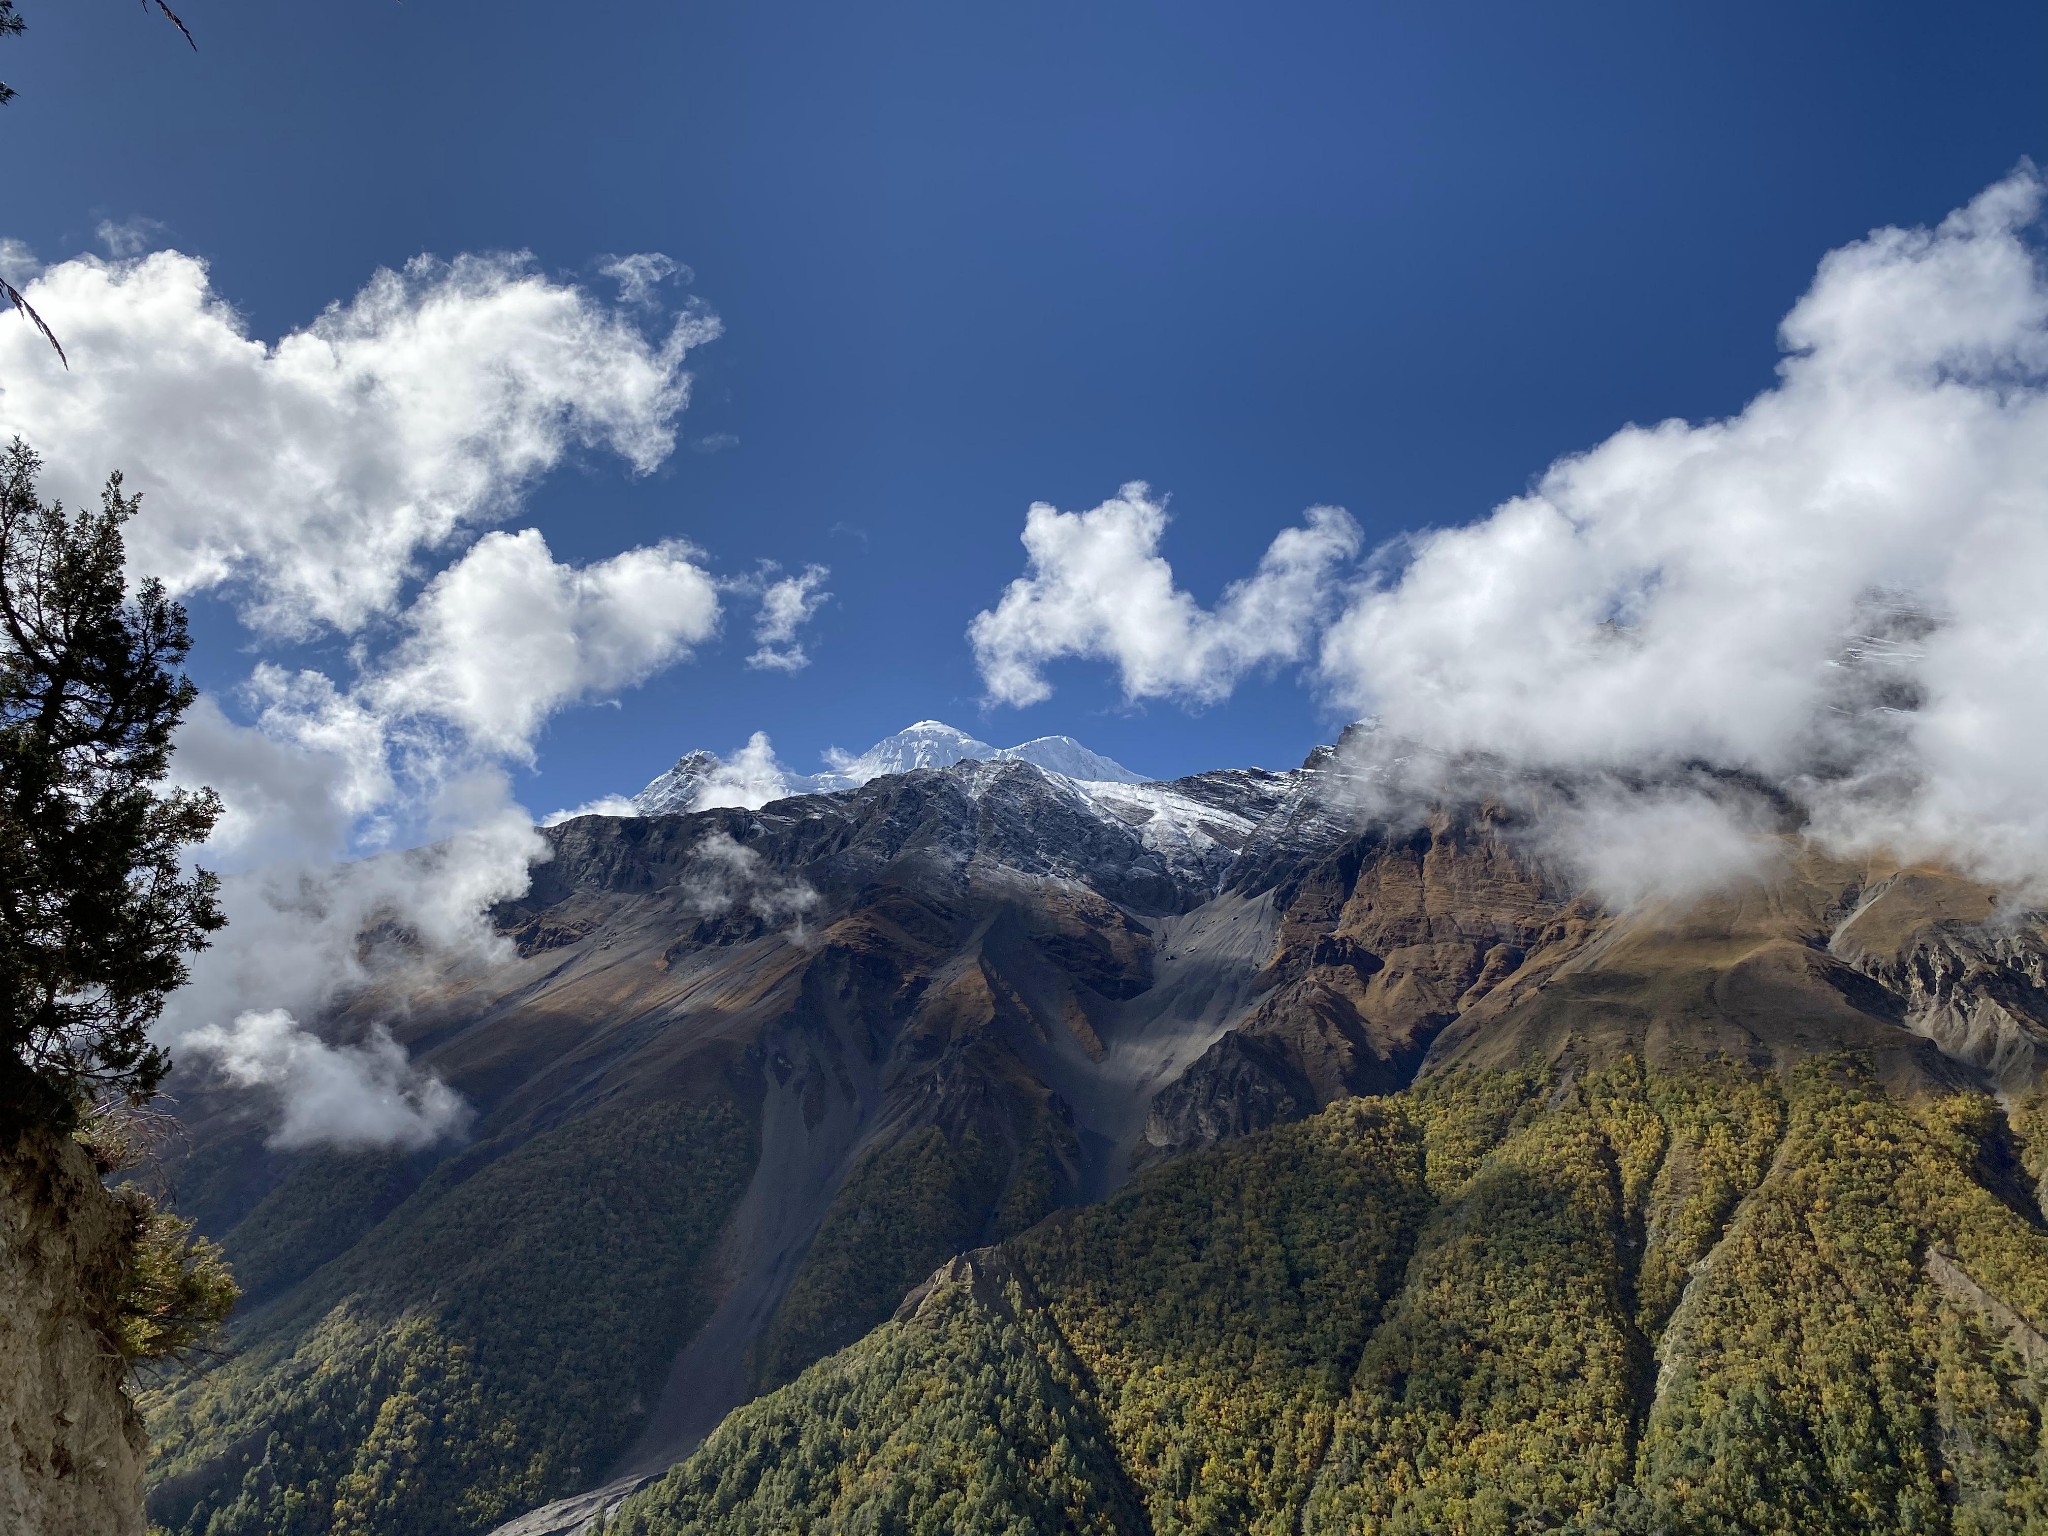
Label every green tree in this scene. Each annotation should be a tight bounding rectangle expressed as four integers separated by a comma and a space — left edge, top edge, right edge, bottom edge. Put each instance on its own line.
0, 437, 222, 1127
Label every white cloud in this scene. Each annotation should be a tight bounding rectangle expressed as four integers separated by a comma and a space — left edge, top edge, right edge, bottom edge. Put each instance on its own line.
969, 483, 1361, 707
1319, 167, 2048, 895
691, 731, 794, 810
954, 169, 2048, 907
0, 248, 716, 637
683, 830, 818, 930
1534, 781, 1785, 911
0, 242, 770, 1148
163, 771, 547, 1149
165, 521, 728, 1141
369, 527, 722, 759
747, 563, 830, 672
543, 794, 641, 826
184, 1010, 472, 1151
0, 237, 39, 287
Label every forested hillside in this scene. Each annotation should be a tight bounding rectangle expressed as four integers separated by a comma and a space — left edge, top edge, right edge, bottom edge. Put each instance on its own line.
601, 1059, 2048, 1536
144, 1098, 753, 1536
133, 749, 2048, 1536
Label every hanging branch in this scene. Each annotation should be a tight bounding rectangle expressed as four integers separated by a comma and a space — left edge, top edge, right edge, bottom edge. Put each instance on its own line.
144, 0, 195, 51
1, 277, 66, 369
0, 1, 200, 364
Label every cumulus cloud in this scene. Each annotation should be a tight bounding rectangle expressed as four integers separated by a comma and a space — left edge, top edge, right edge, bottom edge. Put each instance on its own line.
168, 521, 729, 1142
370, 528, 721, 758
970, 483, 1361, 707
0, 242, 759, 1147
746, 563, 830, 672
1319, 167, 2048, 897
0, 248, 716, 636
961, 169, 2048, 907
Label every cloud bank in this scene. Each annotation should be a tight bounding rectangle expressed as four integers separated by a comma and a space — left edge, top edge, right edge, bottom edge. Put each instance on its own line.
975, 168, 2048, 902
1322, 169, 2048, 896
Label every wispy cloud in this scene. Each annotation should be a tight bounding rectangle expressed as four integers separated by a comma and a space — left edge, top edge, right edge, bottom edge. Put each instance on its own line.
600, 251, 691, 306
95, 215, 169, 258
747, 563, 831, 672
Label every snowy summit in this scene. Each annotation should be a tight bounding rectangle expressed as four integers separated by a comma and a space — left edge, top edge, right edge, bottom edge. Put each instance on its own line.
629, 720, 1148, 816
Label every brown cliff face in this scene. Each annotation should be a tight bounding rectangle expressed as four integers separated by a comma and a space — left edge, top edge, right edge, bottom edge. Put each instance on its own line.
1144, 823, 2048, 1163
1436, 846, 2038, 1099
1144, 808, 1596, 1161
1825, 866, 2048, 1086
0, 1126, 148, 1536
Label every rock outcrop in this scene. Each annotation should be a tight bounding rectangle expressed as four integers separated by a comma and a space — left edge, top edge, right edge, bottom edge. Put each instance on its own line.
0, 1125, 147, 1536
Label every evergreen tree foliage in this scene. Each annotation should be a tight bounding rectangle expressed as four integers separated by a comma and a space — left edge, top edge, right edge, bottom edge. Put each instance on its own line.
0, 439, 222, 1126
108, 1205, 238, 1364
144, 1096, 755, 1536
753, 1118, 1070, 1393
0, 0, 22, 107
597, 1059, 2048, 1536
603, 1256, 1146, 1536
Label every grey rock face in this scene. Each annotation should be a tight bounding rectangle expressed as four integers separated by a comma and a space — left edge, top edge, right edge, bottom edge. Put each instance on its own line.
1828, 869, 2048, 1086
630, 751, 721, 816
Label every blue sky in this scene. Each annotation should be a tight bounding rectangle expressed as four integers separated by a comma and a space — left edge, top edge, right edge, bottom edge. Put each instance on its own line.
6, 0, 2044, 803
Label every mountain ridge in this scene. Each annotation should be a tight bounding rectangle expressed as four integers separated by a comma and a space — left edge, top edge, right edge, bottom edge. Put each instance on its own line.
630, 720, 1149, 816
135, 730, 2048, 1536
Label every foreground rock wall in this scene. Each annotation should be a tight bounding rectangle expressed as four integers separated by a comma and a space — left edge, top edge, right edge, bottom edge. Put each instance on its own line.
0, 1125, 146, 1536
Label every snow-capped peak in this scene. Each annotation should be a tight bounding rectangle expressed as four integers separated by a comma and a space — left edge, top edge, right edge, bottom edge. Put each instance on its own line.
627, 720, 1147, 815
994, 735, 1146, 784
818, 721, 999, 786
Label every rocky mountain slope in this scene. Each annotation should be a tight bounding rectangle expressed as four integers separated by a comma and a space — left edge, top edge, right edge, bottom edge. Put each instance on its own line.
134, 728, 2048, 1536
